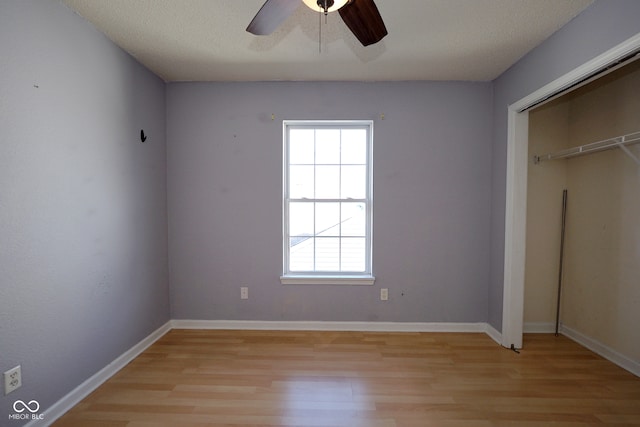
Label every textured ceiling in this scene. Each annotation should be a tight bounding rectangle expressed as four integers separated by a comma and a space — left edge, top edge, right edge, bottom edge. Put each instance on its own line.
61, 0, 594, 82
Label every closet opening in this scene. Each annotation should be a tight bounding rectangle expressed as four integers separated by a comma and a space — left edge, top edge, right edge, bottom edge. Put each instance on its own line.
501, 33, 640, 366
523, 58, 640, 375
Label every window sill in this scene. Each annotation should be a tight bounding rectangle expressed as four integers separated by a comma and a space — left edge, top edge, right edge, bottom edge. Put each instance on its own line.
280, 275, 376, 286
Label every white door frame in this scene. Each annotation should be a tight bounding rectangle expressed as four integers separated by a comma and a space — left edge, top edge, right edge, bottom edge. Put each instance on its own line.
501, 32, 640, 350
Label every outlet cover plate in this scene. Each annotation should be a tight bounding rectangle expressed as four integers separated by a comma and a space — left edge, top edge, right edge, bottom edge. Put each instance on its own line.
4, 365, 22, 395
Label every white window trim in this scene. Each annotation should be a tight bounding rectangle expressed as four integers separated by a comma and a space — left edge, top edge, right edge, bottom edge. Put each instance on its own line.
280, 275, 376, 286
281, 120, 375, 285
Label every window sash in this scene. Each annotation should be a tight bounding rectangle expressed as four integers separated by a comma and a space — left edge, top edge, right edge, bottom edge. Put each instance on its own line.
283, 121, 373, 279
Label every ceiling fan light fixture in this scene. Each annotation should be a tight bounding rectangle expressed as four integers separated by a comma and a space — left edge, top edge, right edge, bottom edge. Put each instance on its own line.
302, 0, 349, 13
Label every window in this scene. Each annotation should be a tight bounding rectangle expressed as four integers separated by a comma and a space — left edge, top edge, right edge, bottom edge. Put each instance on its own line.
282, 120, 374, 285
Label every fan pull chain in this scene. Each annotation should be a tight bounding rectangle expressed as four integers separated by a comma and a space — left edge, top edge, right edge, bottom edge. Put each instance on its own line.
319, 9, 322, 53
318, 1, 330, 54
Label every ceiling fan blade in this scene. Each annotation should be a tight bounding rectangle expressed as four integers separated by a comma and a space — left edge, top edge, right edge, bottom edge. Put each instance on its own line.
339, 0, 388, 46
246, 0, 301, 35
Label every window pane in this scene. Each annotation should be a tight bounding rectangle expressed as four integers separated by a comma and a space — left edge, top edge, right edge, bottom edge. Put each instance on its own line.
290, 237, 314, 271
316, 203, 340, 237
289, 165, 314, 199
315, 129, 340, 164
315, 237, 340, 271
341, 203, 366, 237
341, 165, 366, 199
341, 129, 367, 164
290, 129, 315, 164
289, 203, 314, 237
315, 165, 340, 199
341, 238, 366, 272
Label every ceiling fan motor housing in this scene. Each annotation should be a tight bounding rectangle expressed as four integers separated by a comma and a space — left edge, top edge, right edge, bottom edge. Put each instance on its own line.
318, 0, 335, 13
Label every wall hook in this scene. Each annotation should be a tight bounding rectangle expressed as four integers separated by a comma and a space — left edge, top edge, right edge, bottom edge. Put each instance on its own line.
140, 129, 147, 143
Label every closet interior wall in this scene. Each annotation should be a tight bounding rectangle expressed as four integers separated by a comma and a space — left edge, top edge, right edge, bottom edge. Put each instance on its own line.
526, 59, 640, 364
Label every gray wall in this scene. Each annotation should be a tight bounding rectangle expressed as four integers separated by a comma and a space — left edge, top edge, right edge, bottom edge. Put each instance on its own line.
489, 0, 640, 330
167, 81, 493, 323
0, 0, 169, 420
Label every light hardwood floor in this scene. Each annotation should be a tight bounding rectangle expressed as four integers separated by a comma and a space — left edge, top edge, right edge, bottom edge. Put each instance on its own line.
53, 330, 640, 426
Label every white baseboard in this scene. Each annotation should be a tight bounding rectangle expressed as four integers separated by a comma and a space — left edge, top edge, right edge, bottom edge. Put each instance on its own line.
483, 322, 502, 345
524, 322, 557, 333
28, 321, 172, 427
170, 319, 490, 333
560, 325, 640, 378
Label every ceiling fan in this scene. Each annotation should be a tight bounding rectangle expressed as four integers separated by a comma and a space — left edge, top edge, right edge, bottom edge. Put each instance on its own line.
246, 0, 388, 47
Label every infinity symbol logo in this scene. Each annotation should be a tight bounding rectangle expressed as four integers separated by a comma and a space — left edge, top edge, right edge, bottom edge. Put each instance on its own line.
13, 400, 40, 413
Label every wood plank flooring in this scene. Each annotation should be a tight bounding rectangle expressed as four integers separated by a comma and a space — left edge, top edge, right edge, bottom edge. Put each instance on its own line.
53, 330, 640, 426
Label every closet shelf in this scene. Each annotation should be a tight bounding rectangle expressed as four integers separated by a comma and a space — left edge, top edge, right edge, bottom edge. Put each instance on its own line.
534, 130, 640, 165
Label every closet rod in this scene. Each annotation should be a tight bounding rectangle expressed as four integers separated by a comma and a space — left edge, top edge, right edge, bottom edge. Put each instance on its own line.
534, 130, 640, 165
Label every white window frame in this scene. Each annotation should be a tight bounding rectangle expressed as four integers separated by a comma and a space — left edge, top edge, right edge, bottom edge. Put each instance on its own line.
281, 120, 375, 285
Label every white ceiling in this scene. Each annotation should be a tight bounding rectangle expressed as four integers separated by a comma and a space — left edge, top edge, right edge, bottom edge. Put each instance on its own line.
61, 0, 594, 82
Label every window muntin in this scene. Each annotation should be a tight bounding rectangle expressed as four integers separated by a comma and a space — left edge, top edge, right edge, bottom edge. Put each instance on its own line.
283, 121, 373, 281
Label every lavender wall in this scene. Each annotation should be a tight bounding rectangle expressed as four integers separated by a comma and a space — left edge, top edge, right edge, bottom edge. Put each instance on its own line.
167, 81, 493, 323
489, 0, 640, 330
0, 0, 169, 420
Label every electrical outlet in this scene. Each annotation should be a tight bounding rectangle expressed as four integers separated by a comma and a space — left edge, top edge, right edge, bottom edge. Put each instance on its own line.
4, 365, 21, 395
380, 288, 388, 301
240, 287, 249, 300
